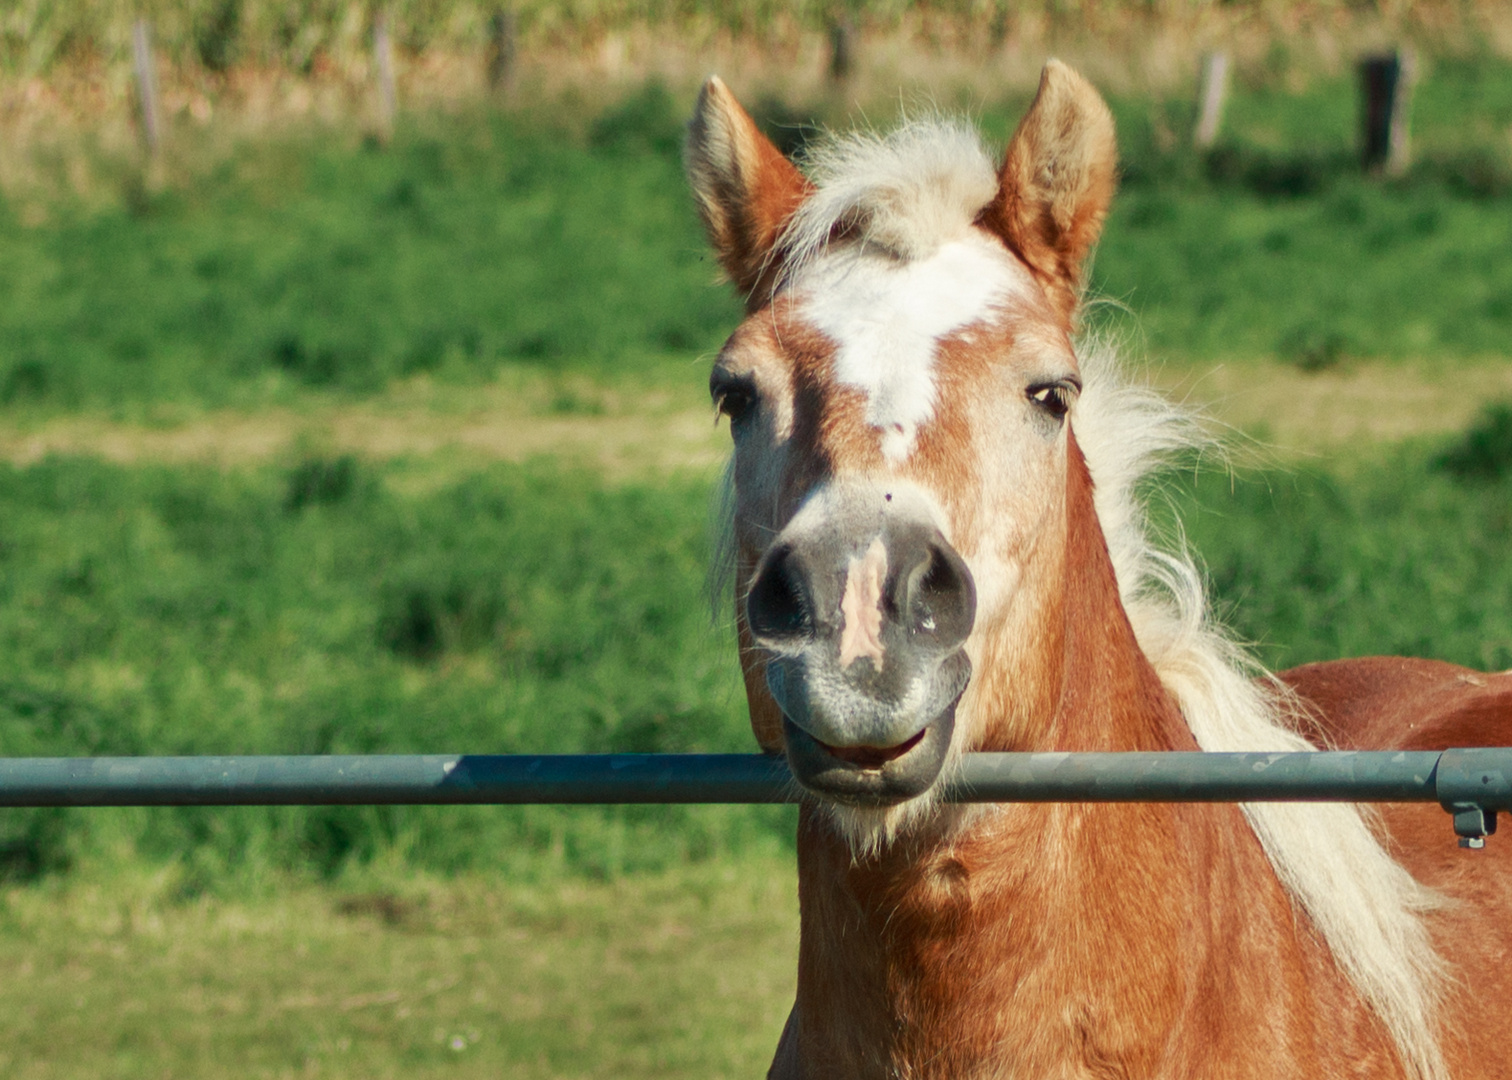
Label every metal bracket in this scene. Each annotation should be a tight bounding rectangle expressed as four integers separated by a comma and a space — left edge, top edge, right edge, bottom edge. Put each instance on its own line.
1436, 749, 1512, 850
1447, 803, 1499, 849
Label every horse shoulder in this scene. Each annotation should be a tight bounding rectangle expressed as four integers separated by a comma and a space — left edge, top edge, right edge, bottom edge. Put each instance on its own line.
1276, 656, 1512, 752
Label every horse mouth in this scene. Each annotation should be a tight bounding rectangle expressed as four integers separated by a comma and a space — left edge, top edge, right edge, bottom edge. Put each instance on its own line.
815, 727, 927, 767
781, 703, 958, 808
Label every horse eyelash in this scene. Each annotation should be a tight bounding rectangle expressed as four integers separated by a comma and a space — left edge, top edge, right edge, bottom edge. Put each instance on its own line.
711, 365, 760, 420
713, 385, 757, 425
1027, 380, 1078, 420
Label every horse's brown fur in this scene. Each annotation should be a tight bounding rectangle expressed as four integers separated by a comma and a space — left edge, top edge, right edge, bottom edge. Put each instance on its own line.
980, 62, 1118, 321
685, 75, 812, 304
1281, 658, 1512, 1078
772, 470, 1512, 1078
687, 63, 1512, 1080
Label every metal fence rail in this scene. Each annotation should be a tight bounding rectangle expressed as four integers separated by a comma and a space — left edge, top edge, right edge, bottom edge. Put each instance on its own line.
1, 750, 1507, 844
0, 749, 1506, 806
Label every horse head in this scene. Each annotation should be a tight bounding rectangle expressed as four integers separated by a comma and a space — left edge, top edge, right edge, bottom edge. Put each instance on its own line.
688, 63, 1118, 839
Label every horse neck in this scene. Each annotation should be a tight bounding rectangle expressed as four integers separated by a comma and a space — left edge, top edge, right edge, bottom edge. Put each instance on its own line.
976, 432, 1193, 755
789, 439, 1230, 1074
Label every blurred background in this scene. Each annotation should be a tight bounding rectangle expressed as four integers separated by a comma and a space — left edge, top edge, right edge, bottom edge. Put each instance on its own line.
1, 3, 1511, 1077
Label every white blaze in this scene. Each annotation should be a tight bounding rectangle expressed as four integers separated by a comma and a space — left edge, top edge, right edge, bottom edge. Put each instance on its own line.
797, 234, 1021, 461
838, 537, 888, 670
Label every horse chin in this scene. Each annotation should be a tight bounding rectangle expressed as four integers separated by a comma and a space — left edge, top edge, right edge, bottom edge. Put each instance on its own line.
781, 702, 958, 808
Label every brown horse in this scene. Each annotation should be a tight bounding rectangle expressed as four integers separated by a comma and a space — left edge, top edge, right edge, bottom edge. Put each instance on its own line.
685, 62, 1512, 1079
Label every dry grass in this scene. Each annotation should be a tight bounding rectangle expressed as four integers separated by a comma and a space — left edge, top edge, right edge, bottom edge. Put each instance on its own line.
0, 367, 730, 476
0, 359, 1504, 475
0, 857, 799, 1079
7, 4, 1512, 206
1154, 357, 1512, 457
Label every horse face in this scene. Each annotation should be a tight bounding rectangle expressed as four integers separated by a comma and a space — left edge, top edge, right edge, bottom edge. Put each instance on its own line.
688, 65, 1116, 824
710, 237, 1085, 807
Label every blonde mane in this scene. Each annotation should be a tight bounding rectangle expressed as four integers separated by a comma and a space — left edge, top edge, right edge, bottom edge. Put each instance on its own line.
722, 116, 1448, 1080
1074, 345, 1447, 1080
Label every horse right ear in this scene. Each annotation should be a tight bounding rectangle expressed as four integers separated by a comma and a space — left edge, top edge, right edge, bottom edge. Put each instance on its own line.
685, 77, 812, 303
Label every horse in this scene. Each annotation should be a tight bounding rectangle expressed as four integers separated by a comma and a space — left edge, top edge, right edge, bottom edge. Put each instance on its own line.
683, 62, 1512, 1079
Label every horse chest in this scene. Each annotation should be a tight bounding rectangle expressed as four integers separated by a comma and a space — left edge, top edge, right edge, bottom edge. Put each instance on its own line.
795, 815, 1189, 1079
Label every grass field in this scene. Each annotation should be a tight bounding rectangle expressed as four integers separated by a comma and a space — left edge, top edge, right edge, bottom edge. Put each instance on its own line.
0, 859, 799, 1079
7, 61, 1512, 415
2, 55, 1512, 1077
12, 2, 1491, 77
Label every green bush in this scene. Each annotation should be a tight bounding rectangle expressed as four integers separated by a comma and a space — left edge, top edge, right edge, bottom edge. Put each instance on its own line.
1432, 403, 1512, 482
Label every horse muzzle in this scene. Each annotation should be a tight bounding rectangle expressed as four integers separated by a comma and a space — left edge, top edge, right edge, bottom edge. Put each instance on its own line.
746, 491, 976, 807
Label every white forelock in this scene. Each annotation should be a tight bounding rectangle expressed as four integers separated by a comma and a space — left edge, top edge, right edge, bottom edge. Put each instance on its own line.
780, 119, 1021, 464
780, 118, 999, 273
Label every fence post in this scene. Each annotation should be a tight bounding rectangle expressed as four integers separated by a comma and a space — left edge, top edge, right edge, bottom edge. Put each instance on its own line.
131, 18, 162, 156
1360, 48, 1415, 176
828, 16, 856, 85
487, 8, 518, 94
1193, 51, 1229, 149
373, 9, 398, 138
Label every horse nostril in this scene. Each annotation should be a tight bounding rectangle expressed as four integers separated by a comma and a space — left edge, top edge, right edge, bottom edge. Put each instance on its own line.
904, 541, 976, 650
747, 544, 814, 644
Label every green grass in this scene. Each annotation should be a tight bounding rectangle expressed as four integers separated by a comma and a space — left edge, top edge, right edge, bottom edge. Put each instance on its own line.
4, 51, 1512, 1079
1, 427, 1510, 885
1089, 61, 1512, 364
0, 63, 1509, 885
0, 454, 791, 885
1176, 439, 1512, 673
1, 443, 1506, 1078
7, 64, 1512, 417
1094, 180, 1512, 363
1, 64, 1510, 1076
0, 87, 737, 414
2, 52, 1512, 874
0, 859, 798, 1079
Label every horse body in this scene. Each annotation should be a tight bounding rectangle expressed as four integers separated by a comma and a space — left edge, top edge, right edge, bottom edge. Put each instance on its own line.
781, 664, 1512, 1079
774, 459, 1477, 1079
1282, 658, 1512, 1079
684, 63, 1512, 1079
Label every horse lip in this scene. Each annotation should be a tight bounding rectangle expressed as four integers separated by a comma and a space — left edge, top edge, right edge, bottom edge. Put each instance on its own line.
816, 727, 928, 767
781, 702, 958, 808
764, 649, 972, 752
767, 647, 970, 806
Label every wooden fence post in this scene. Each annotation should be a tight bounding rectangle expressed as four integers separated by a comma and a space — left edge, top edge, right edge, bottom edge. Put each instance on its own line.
1360, 49, 1415, 176
828, 16, 856, 84
373, 9, 398, 137
1193, 51, 1229, 149
131, 18, 162, 156
487, 8, 518, 94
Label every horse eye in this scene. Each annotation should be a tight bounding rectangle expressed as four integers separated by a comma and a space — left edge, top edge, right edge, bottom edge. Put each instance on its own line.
1027, 381, 1075, 421
710, 384, 752, 423
713, 381, 758, 425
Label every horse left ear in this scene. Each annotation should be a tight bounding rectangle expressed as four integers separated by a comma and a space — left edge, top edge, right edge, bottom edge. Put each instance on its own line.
981, 60, 1117, 320
685, 76, 813, 304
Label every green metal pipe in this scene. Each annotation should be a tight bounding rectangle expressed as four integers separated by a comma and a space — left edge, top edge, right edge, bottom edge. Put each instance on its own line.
0, 749, 1506, 810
